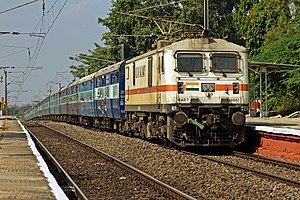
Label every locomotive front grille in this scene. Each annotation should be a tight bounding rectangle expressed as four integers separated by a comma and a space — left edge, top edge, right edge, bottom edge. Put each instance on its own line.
173, 125, 235, 146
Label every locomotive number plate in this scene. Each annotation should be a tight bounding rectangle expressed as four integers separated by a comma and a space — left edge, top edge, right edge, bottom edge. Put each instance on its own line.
177, 97, 189, 103
228, 98, 239, 103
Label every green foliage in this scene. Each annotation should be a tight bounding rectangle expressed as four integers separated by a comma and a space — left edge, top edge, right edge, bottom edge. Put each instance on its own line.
98, 0, 184, 60
98, 0, 240, 60
9, 104, 33, 120
233, 0, 292, 56
71, 0, 241, 77
69, 44, 113, 78
251, 15, 300, 112
253, 18, 300, 64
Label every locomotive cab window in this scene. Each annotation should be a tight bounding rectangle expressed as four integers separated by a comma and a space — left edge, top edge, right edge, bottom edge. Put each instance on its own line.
176, 53, 204, 72
211, 53, 239, 73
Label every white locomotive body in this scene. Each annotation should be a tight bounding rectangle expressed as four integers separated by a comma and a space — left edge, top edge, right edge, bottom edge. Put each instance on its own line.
124, 37, 249, 147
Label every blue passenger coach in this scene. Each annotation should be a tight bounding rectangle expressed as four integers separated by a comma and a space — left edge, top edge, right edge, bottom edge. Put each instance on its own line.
94, 61, 125, 124
25, 61, 126, 130
78, 73, 96, 117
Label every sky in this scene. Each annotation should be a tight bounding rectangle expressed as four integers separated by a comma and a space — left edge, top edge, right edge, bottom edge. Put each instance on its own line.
0, 0, 112, 106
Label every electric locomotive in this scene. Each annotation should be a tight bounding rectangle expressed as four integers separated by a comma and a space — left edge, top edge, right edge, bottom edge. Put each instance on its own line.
122, 37, 249, 147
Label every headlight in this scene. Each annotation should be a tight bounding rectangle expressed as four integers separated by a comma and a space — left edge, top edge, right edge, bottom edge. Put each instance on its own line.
201, 83, 215, 92
233, 82, 239, 94
177, 82, 184, 94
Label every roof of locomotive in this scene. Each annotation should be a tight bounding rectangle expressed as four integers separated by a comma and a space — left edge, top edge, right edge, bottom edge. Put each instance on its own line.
125, 37, 247, 63
165, 37, 248, 52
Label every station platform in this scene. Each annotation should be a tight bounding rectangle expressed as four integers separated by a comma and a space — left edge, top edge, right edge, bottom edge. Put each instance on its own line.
0, 116, 67, 200
245, 116, 300, 162
246, 116, 300, 135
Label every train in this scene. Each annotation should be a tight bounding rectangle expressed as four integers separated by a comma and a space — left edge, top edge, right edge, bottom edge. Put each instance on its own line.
25, 37, 249, 148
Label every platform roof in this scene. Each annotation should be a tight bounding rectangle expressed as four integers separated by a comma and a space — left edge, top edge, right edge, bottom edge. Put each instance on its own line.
249, 62, 300, 70
248, 61, 300, 118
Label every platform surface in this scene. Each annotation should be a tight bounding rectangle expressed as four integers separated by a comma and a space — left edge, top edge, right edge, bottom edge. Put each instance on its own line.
0, 116, 67, 200
246, 116, 300, 136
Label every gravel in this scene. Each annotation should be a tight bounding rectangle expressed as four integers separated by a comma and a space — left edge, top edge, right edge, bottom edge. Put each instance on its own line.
208, 154, 300, 182
40, 121, 300, 199
27, 125, 175, 200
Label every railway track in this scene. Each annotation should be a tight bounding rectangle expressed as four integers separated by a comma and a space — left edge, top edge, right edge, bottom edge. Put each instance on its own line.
28, 120, 300, 199
182, 150, 300, 188
232, 151, 300, 171
26, 124, 88, 200
25, 122, 196, 200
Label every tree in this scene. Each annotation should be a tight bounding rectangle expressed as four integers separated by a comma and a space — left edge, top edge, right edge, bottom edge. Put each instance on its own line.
233, 0, 292, 56
251, 20, 300, 112
71, 0, 242, 78
9, 104, 33, 120
69, 44, 113, 78
98, 0, 240, 60
98, 0, 183, 60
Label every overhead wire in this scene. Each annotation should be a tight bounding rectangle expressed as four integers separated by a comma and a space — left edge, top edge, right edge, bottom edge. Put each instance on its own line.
29, 0, 69, 69
0, 0, 39, 15
8, 0, 70, 105
0, 45, 32, 49
0, 49, 29, 59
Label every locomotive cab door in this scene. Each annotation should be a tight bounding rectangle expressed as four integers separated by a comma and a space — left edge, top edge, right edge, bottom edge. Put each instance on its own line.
147, 55, 159, 109
157, 52, 164, 107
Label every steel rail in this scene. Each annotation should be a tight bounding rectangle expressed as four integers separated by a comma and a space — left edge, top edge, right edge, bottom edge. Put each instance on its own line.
40, 123, 197, 200
25, 125, 89, 200
182, 150, 300, 188
232, 151, 300, 171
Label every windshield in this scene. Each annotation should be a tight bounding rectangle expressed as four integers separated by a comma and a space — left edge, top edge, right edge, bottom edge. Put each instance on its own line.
211, 53, 238, 73
177, 53, 204, 72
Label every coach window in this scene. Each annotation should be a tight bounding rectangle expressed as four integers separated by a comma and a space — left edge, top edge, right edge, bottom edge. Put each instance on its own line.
211, 53, 239, 73
148, 57, 152, 87
101, 75, 106, 86
99, 77, 102, 87
114, 72, 119, 83
105, 75, 110, 98
177, 53, 204, 72
95, 77, 100, 87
